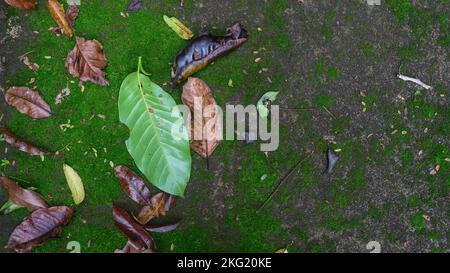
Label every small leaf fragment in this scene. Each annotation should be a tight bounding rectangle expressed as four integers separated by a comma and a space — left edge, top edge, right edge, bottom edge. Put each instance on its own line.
63, 164, 85, 205
257, 91, 279, 118
163, 15, 193, 40
325, 148, 339, 174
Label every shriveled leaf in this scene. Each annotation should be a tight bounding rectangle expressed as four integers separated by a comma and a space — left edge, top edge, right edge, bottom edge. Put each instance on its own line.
127, 0, 142, 12
0, 177, 48, 212
19, 55, 39, 72
325, 148, 339, 174
145, 220, 181, 233
66, 5, 79, 26
136, 193, 167, 225
114, 165, 152, 206
113, 204, 156, 253
47, 0, 74, 37
63, 164, 85, 205
5, 87, 52, 119
118, 59, 191, 197
182, 77, 221, 158
163, 15, 193, 40
5, 0, 37, 9
0, 127, 49, 156
65, 37, 109, 86
7, 206, 74, 253
257, 91, 279, 118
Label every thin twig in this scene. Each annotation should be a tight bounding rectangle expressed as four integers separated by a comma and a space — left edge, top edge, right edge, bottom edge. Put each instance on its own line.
258, 152, 313, 211
322, 106, 336, 119
397, 74, 433, 90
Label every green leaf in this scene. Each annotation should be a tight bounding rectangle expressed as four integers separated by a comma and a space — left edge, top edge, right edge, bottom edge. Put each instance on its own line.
257, 91, 279, 118
163, 15, 194, 40
118, 59, 191, 197
0, 199, 23, 214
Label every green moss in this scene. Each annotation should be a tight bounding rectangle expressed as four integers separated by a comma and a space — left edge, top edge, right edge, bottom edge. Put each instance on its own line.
314, 95, 335, 109
410, 212, 426, 230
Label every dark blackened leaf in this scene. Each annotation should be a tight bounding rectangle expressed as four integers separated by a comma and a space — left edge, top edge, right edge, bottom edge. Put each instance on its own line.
145, 220, 181, 233
0, 127, 49, 157
127, 0, 142, 12
0, 177, 48, 212
326, 148, 339, 174
7, 206, 74, 253
112, 204, 156, 253
114, 165, 152, 206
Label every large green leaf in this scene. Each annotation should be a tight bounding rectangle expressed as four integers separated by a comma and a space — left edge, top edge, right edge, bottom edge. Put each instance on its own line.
118, 59, 191, 197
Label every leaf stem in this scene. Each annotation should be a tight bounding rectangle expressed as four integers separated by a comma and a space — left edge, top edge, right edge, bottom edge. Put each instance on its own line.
137, 56, 151, 76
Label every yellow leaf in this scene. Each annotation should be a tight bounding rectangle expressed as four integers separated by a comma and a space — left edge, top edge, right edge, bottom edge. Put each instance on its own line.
63, 164, 85, 205
275, 248, 288, 253
163, 15, 193, 40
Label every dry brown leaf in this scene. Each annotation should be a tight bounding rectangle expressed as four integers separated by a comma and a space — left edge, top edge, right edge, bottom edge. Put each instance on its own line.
5, 87, 52, 119
182, 77, 221, 158
65, 37, 109, 86
5, 0, 37, 10
136, 193, 167, 225
46, 0, 74, 37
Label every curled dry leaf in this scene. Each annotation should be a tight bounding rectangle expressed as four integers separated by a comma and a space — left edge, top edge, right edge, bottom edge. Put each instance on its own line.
182, 77, 221, 158
0, 177, 48, 212
163, 15, 193, 40
5, 0, 37, 10
7, 206, 74, 253
0, 127, 49, 156
65, 37, 109, 86
136, 193, 167, 225
19, 55, 39, 72
113, 204, 156, 253
5, 87, 52, 119
114, 165, 152, 207
47, 0, 74, 37
63, 164, 85, 205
